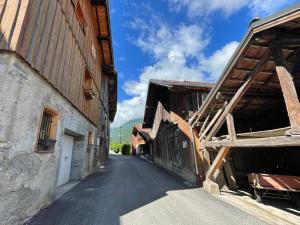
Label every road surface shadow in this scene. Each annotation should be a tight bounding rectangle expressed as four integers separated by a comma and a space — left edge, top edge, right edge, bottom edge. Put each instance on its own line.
24, 154, 192, 225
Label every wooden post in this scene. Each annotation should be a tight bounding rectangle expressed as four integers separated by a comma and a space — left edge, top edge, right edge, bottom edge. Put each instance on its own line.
205, 147, 231, 181
226, 113, 236, 140
223, 156, 238, 190
276, 66, 300, 134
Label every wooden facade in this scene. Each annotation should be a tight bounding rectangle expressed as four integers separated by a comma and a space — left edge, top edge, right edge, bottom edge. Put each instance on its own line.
0, 0, 117, 125
190, 4, 300, 193
143, 80, 212, 183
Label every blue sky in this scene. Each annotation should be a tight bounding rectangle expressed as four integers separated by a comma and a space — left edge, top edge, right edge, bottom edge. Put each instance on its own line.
109, 0, 298, 127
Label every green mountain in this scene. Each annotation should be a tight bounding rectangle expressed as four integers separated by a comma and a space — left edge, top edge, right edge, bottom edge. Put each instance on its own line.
110, 118, 143, 144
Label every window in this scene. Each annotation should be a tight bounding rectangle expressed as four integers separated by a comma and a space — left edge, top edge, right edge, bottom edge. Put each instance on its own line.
83, 67, 96, 100
36, 107, 58, 152
75, 2, 86, 33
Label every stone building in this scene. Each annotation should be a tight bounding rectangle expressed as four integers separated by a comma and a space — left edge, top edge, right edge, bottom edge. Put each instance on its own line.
143, 80, 212, 184
0, 1, 117, 225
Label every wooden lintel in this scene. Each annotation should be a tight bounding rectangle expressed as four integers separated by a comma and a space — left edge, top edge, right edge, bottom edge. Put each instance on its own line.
276, 66, 300, 134
203, 135, 300, 148
206, 147, 231, 181
205, 51, 270, 141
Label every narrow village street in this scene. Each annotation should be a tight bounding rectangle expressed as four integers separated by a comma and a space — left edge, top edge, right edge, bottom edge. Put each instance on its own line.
25, 154, 267, 225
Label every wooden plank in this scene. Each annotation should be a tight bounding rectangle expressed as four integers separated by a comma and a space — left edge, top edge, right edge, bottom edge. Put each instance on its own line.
59, 28, 72, 94
276, 66, 300, 134
199, 108, 223, 141
42, 5, 63, 80
223, 156, 238, 190
0, 0, 21, 49
205, 51, 270, 142
0, 0, 8, 22
65, 37, 76, 98
70, 45, 81, 103
9, 0, 30, 50
27, 0, 50, 65
204, 136, 300, 148
34, 0, 57, 72
56, 25, 71, 90
226, 113, 236, 141
198, 115, 210, 134
236, 127, 290, 138
50, 16, 67, 85
206, 147, 231, 181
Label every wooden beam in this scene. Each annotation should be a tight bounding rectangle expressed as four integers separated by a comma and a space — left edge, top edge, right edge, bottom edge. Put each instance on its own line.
206, 147, 231, 181
196, 114, 210, 134
204, 135, 300, 148
270, 43, 291, 71
276, 66, 300, 134
223, 156, 238, 190
199, 108, 223, 141
205, 51, 270, 142
226, 113, 236, 141
291, 48, 300, 75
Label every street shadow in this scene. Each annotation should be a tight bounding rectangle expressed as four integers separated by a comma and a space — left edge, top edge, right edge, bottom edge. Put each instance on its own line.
24, 154, 193, 225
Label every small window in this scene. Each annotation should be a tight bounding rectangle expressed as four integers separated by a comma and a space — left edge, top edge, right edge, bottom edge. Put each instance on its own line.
83, 67, 96, 100
36, 107, 58, 152
75, 2, 86, 33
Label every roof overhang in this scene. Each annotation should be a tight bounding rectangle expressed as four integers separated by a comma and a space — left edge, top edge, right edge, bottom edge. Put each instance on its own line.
91, 0, 114, 67
91, 0, 117, 122
190, 3, 300, 127
143, 79, 213, 128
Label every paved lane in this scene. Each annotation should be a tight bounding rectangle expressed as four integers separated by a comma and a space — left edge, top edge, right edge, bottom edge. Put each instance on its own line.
25, 154, 268, 225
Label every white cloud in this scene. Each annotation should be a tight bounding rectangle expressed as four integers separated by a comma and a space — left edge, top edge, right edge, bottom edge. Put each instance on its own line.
167, 0, 297, 17
111, 20, 238, 127
112, 23, 209, 127
249, 0, 297, 17
200, 41, 239, 81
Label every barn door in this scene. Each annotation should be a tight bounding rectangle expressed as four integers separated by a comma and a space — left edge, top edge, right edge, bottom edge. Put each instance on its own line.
167, 126, 182, 171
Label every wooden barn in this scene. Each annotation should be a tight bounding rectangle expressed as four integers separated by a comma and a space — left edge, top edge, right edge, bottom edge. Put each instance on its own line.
190, 4, 300, 202
131, 124, 151, 156
143, 79, 212, 184
0, 1, 117, 224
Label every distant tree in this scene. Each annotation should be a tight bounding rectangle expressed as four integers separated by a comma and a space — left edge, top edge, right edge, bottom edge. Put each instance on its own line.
110, 143, 122, 151
121, 144, 131, 155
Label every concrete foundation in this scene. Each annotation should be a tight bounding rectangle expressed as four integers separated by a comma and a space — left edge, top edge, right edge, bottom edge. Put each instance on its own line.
0, 53, 100, 225
203, 180, 221, 195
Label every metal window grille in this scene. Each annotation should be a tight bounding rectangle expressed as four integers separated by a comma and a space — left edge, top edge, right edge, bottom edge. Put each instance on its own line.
37, 112, 52, 151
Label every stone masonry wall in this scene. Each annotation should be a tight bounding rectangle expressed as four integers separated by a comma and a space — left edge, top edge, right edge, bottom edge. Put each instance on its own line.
0, 52, 98, 225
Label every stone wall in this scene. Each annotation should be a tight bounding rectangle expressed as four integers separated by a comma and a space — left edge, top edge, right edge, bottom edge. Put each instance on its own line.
0, 52, 99, 225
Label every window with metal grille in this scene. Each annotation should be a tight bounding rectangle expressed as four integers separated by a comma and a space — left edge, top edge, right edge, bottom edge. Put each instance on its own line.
36, 107, 58, 152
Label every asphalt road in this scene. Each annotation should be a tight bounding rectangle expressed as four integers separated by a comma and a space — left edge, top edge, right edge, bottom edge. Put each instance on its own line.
25, 154, 268, 225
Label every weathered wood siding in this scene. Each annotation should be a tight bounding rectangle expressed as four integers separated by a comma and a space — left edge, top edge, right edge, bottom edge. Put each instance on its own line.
0, 0, 104, 125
